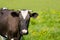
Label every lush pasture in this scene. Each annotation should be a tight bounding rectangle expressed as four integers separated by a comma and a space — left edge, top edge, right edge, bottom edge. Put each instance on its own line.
0, 0, 60, 40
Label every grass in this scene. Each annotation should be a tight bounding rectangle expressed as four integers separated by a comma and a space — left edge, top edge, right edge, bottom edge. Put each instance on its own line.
0, 0, 60, 40
23, 10, 60, 40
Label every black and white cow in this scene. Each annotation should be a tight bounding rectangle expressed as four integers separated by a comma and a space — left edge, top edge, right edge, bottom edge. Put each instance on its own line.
0, 8, 38, 40
18, 9, 38, 37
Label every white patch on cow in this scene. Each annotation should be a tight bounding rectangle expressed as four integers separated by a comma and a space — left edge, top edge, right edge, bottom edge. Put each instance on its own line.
5, 35, 7, 37
21, 10, 28, 19
22, 29, 27, 33
11, 38, 14, 40
0, 36, 6, 40
3, 7, 7, 10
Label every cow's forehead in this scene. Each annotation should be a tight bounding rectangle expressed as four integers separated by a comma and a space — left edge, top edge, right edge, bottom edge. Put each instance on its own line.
21, 10, 29, 19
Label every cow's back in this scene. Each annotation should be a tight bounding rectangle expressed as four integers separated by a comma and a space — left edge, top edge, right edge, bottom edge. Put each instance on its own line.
0, 9, 19, 37
0, 9, 8, 35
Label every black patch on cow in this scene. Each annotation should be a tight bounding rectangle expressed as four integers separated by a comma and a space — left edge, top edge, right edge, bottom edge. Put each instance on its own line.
0, 12, 3, 16
30, 13, 38, 18
11, 12, 19, 17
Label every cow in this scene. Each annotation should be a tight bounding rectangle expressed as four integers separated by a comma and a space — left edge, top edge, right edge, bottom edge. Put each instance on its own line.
0, 8, 20, 40
18, 9, 38, 39
0, 8, 38, 40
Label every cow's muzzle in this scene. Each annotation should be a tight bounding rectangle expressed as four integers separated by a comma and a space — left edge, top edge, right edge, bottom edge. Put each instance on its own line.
20, 29, 28, 35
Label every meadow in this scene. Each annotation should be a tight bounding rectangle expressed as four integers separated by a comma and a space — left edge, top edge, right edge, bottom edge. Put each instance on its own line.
0, 0, 60, 40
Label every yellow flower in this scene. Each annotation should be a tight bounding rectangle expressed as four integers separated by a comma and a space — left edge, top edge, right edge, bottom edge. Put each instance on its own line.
39, 27, 49, 36
32, 32, 36, 35
31, 31, 36, 36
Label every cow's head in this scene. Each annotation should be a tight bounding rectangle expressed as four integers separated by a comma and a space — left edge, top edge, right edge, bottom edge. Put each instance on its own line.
18, 9, 38, 35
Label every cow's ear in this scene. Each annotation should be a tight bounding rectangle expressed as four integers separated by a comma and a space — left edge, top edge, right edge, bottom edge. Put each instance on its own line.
30, 12, 38, 18
11, 12, 19, 17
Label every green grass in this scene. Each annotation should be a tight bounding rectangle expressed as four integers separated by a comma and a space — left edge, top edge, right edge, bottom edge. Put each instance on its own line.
0, 0, 60, 40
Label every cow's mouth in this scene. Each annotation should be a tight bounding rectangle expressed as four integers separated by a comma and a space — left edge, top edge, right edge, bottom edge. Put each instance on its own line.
20, 29, 28, 35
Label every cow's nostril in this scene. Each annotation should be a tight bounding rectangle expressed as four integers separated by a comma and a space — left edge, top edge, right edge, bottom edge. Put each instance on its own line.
22, 29, 27, 33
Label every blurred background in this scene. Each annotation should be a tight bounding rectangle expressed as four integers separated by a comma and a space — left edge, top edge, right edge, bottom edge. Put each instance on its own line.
0, 0, 60, 40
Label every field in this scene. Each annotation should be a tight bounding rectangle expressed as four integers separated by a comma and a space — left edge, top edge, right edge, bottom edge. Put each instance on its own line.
0, 0, 60, 40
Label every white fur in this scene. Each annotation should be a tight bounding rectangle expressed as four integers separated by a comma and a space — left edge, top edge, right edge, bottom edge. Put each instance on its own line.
3, 7, 7, 10
21, 10, 28, 19
22, 29, 27, 33
0, 36, 6, 40
5, 35, 7, 37
11, 38, 14, 40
